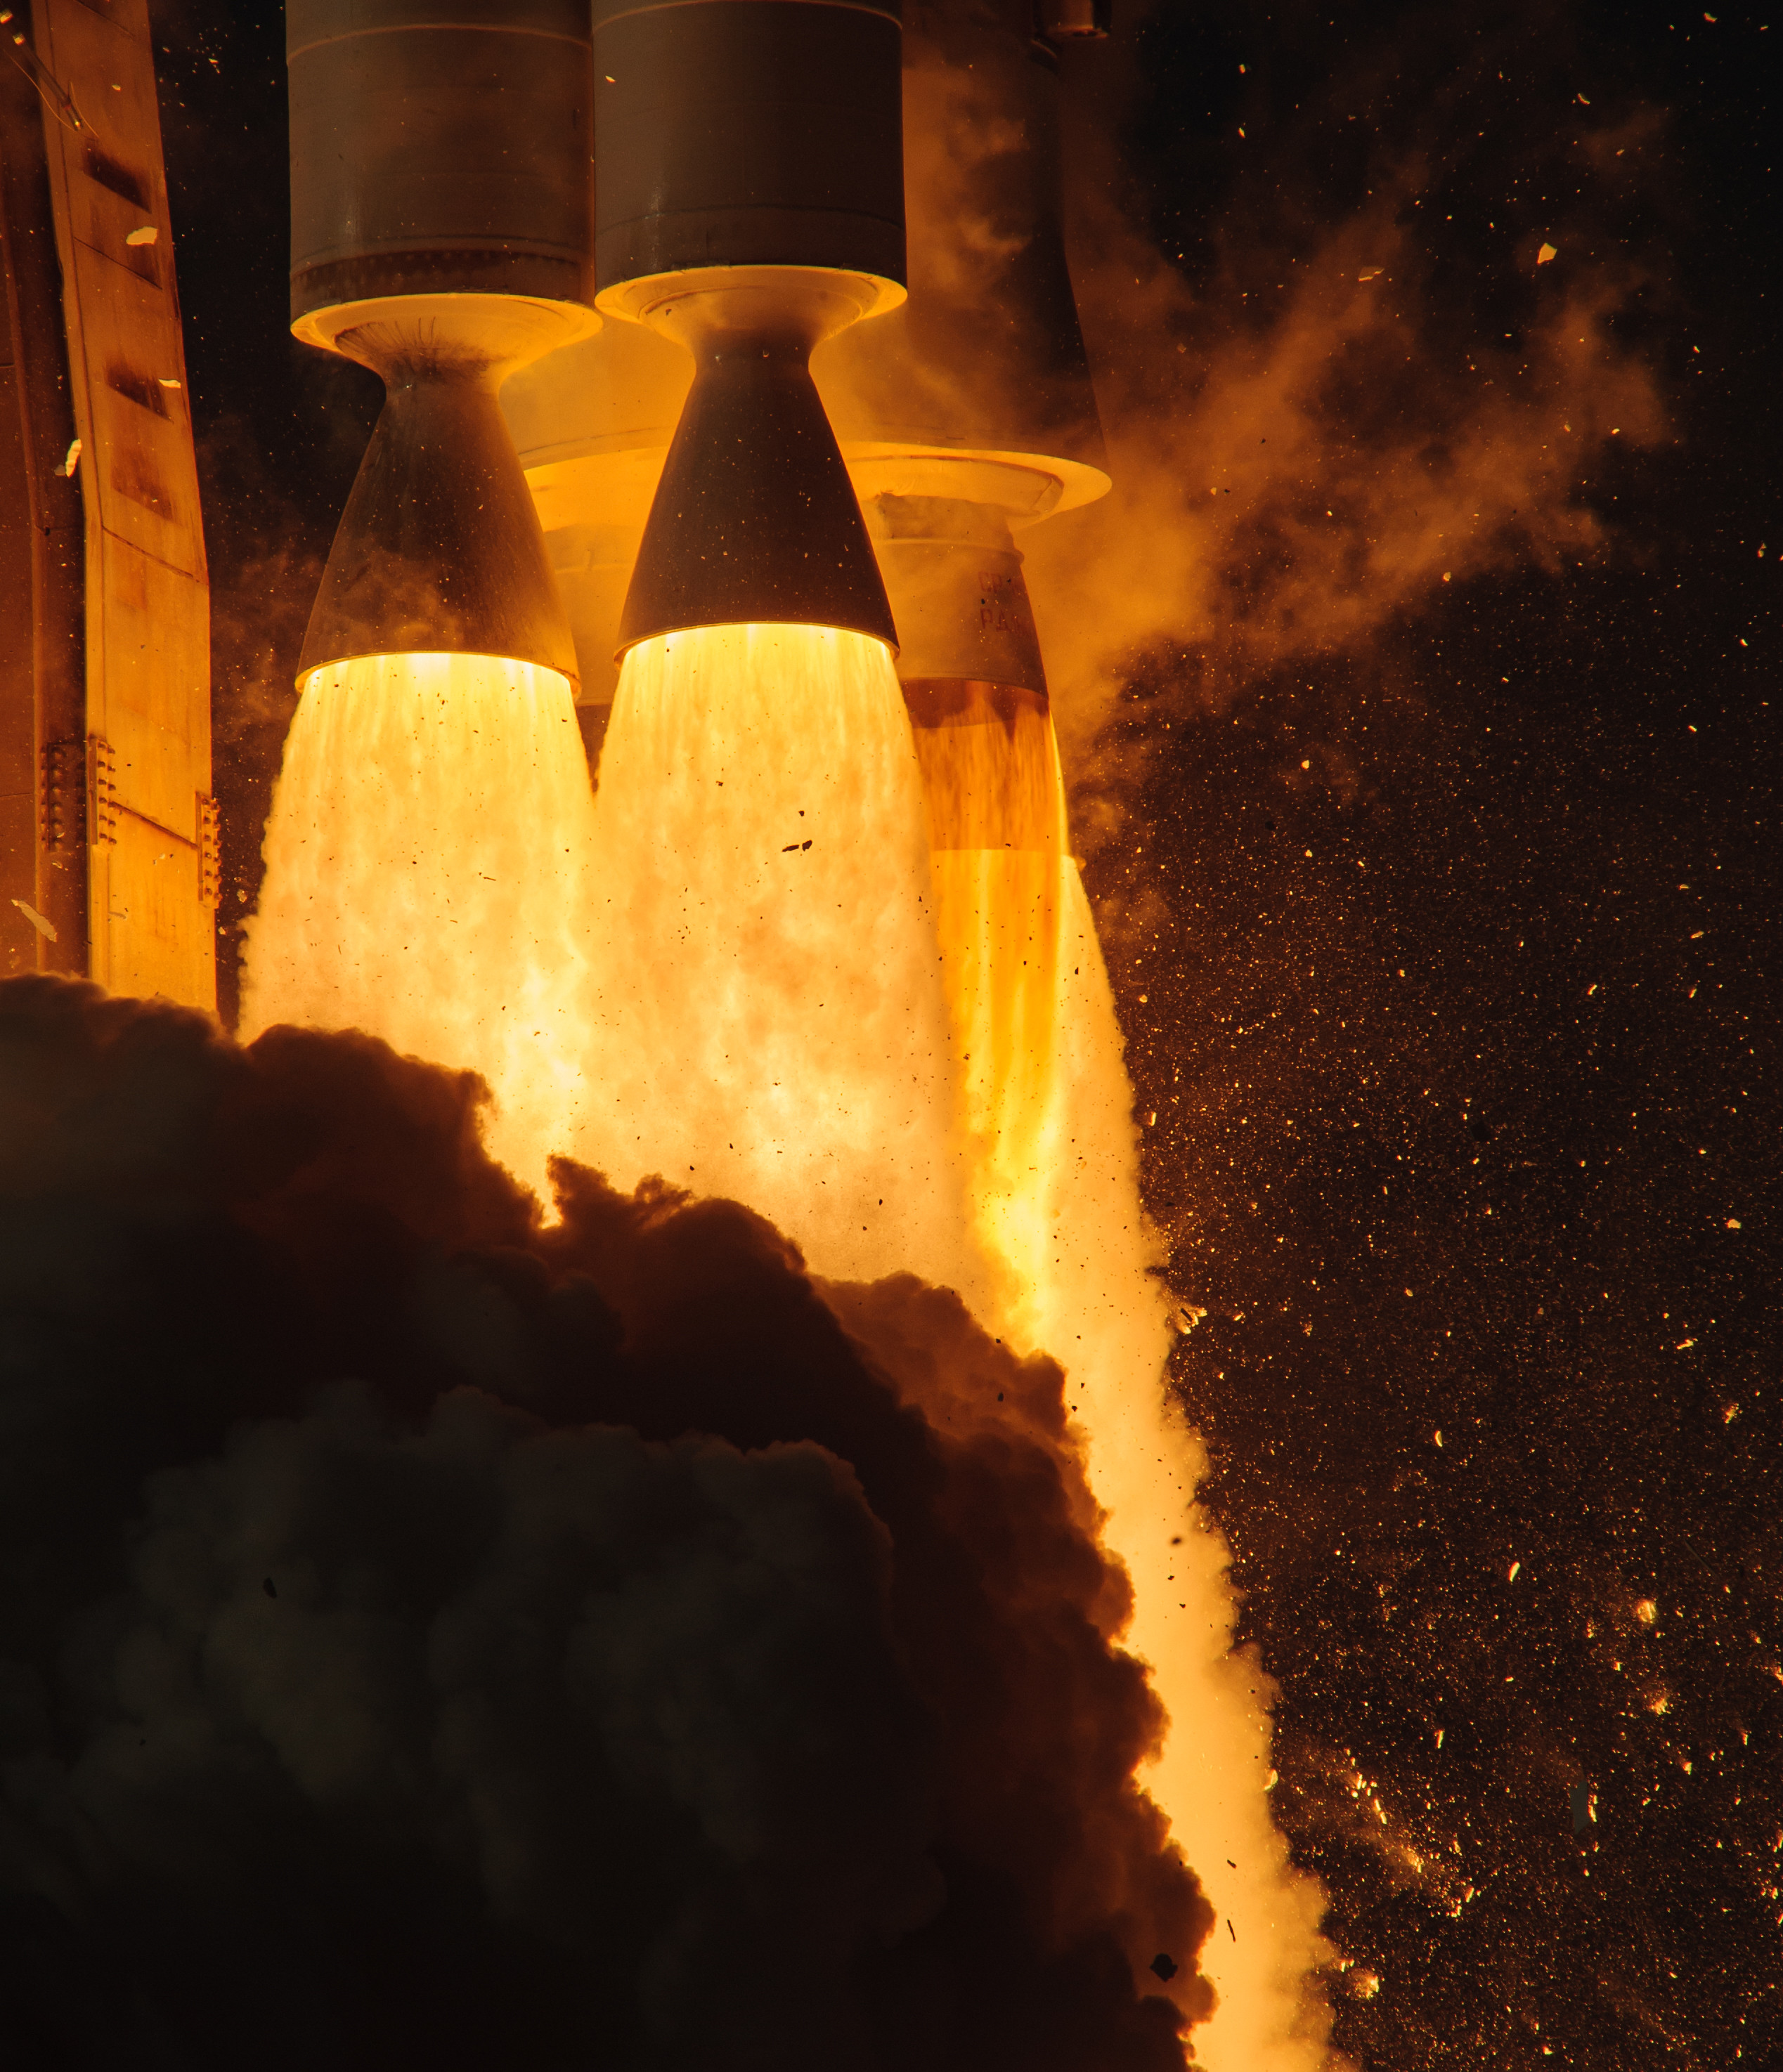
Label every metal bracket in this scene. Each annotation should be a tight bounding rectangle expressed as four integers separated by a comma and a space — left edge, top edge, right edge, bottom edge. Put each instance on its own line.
39, 736, 86, 851
88, 734, 118, 847
197, 792, 221, 906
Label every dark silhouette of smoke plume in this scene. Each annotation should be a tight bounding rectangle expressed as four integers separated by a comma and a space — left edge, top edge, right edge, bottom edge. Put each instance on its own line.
0, 976, 1211, 2070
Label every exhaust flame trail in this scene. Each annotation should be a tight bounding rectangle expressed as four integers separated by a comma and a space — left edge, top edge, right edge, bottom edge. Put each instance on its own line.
577, 623, 983, 1298
915, 703, 1335, 2068
243, 623, 1327, 2064
1035, 859, 1335, 2072
908, 682, 1064, 1337
240, 651, 599, 1190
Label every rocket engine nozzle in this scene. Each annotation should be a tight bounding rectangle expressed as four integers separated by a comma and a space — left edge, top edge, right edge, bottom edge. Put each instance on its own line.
591, 0, 907, 653
287, 0, 597, 685
609, 268, 901, 653
296, 299, 588, 686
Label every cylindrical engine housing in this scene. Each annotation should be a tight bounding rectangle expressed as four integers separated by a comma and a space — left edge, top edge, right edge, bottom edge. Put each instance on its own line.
819, 5, 1104, 483
864, 493, 1044, 691
592, 0, 905, 292
288, 0, 595, 322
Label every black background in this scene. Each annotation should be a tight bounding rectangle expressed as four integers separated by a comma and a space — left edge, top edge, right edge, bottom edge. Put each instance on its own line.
151, 2, 1779, 2066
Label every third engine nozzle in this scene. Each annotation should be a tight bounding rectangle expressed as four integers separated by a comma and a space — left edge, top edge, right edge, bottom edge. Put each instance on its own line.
614, 267, 900, 653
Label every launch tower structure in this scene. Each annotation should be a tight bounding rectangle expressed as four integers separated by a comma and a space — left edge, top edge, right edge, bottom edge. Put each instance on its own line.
0, 0, 214, 1005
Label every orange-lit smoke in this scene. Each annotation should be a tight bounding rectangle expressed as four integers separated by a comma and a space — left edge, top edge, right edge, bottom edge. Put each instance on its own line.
241, 652, 599, 1190
838, 41, 1673, 2070
573, 623, 987, 1301
1032, 160, 1668, 799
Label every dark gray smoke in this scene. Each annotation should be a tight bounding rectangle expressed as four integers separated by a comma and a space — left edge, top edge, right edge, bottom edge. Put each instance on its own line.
0, 976, 1211, 2070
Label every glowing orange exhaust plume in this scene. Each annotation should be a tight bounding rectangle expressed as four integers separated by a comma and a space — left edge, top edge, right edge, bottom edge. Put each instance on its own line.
575, 622, 985, 1300
1030, 861, 1338, 2072
241, 652, 599, 1192
910, 691, 1335, 2067
908, 680, 1065, 1336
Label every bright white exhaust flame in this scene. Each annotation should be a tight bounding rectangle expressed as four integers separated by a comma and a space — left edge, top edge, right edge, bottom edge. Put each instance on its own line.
914, 703, 1334, 2071
1030, 863, 1335, 2072
243, 621, 1330, 2069
240, 651, 599, 1190
577, 621, 983, 1298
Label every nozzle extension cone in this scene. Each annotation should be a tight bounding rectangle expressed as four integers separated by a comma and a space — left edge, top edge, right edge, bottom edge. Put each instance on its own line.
297, 297, 586, 685
613, 268, 900, 653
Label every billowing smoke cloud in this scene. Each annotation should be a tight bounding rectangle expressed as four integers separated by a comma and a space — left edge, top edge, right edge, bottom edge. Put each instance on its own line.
0, 976, 1211, 2068
839, 2, 1670, 854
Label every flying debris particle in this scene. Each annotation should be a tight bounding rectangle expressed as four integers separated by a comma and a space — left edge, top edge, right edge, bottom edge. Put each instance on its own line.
1723, 1402, 1740, 1422
1636, 1598, 1658, 1624
1576, 91, 1591, 103
1434, 1430, 1445, 1447
1352, 1969, 1381, 1998
1509, 1560, 1522, 1582
1357, 266, 1384, 282
1176, 1304, 1207, 1333
1538, 242, 1559, 263
1226, 1920, 1237, 1943
1442, 571, 1452, 582
59, 438, 80, 478
1726, 1218, 1742, 1230
157, 377, 181, 389
124, 223, 158, 246
11, 898, 56, 940
1150, 1953, 1179, 1982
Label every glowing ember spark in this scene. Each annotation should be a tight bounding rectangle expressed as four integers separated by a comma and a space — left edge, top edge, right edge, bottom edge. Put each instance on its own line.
242, 651, 599, 1191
